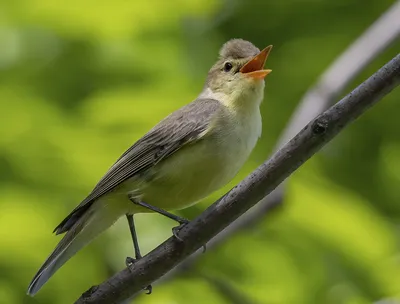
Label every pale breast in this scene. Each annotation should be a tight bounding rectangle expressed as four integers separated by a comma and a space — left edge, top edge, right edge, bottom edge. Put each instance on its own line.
135, 105, 262, 211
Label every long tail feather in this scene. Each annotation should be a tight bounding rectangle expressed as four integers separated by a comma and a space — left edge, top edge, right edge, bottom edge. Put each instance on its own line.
27, 201, 122, 296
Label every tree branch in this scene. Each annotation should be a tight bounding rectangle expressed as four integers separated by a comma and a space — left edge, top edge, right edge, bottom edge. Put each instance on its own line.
277, 0, 400, 149
75, 53, 400, 304
152, 0, 400, 287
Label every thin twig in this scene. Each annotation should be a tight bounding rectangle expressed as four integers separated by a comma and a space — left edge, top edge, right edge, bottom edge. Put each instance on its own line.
75, 52, 400, 304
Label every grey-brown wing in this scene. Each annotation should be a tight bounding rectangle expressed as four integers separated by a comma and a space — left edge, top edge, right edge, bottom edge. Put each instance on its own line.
54, 99, 222, 234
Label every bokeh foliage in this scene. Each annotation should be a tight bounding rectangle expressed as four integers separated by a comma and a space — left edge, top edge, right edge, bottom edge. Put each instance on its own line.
0, 0, 399, 303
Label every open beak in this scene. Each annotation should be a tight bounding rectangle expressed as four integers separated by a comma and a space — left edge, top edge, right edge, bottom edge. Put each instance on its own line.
240, 45, 272, 79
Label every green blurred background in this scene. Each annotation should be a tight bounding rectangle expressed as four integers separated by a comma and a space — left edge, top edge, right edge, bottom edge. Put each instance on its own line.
1, 0, 400, 303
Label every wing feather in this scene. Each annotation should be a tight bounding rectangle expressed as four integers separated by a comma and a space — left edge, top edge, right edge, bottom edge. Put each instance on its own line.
54, 99, 222, 233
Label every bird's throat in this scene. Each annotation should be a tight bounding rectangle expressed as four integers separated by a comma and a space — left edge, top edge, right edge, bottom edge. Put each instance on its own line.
200, 83, 264, 113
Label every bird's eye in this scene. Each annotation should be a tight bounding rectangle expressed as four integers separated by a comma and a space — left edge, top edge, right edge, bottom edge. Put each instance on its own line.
223, 62, 233, 72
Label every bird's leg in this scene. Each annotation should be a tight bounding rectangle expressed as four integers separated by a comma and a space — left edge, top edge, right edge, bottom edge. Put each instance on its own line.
128, 196, 189, 241
125, 214, 152, 295
125, 214, 142, 263
128, 197, 207, 253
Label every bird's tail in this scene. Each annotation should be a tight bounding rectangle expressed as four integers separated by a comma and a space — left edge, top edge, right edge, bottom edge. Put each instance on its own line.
27, 201, 122, 296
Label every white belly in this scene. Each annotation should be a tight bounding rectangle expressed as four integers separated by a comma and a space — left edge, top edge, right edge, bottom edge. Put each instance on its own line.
130, 105, 262, 211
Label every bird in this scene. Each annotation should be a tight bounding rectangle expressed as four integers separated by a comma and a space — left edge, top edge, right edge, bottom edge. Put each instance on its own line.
27, 38, 273, 296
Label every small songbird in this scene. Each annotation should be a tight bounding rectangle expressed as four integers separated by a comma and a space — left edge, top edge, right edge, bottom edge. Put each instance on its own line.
27, 39, 272, 295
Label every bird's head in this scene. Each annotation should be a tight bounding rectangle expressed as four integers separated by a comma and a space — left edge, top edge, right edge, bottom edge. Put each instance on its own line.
205, 39, 272, 107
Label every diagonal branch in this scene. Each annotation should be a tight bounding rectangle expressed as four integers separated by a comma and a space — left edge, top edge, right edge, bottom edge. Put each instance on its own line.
75, 52, 400, 304
277, 0, 400, 149
154, 0, 400, 286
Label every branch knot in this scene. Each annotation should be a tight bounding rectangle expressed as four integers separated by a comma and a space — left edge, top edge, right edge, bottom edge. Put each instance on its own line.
312, 118, 328, 135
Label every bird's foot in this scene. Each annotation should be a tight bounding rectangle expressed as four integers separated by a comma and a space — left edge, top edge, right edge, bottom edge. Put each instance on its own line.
171, 220, 206, 252
143, 284, 153, 295
172, 219, 190, 241
125, 257, 153, 294
125, 256, 137, 267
